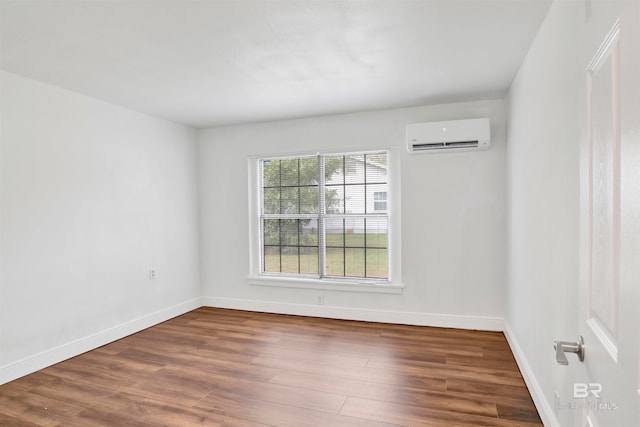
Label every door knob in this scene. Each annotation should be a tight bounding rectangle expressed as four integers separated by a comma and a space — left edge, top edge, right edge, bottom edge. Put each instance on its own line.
554, 336, 585, 365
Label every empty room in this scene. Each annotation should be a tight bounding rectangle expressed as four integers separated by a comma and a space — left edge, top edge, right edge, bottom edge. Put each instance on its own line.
1, 0, 639, 426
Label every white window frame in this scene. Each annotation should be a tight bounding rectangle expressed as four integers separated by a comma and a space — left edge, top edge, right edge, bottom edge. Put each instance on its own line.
247, 147, 403, 294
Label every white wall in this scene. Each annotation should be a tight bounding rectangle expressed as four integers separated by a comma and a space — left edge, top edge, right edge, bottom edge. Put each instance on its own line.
505, 2, 583, 425
199, 100, 506, 327
0, 71, 201, 382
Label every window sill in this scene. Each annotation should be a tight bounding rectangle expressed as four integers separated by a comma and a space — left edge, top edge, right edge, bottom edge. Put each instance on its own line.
248, 276, 404, 294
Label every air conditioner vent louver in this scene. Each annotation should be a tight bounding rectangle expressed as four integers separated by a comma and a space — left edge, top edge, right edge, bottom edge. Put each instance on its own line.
406, 119, 490, 154
412, 142, 445, 150
411, 140, 479, 151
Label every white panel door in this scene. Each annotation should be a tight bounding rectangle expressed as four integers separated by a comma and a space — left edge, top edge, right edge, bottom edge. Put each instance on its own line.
574, 1, 640, 426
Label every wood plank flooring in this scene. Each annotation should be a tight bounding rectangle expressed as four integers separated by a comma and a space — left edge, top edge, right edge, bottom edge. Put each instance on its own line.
0, 307, 542, 426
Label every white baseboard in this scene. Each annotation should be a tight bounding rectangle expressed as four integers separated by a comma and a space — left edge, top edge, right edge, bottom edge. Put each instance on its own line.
504, 321, 558, 427
202, 296, 504, 331
0, 297, 202, 385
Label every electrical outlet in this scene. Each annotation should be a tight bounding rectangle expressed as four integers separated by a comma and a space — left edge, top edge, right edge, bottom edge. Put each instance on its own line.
149, 269, 156, 280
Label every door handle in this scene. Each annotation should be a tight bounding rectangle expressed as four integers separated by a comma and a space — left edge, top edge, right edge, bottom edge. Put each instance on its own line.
554, 336, 585, 365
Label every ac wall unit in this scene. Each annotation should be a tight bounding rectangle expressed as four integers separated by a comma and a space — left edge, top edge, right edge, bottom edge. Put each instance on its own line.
406, 118, 490, 154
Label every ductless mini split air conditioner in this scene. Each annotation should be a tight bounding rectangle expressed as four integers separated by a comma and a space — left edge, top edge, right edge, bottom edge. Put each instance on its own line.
406, 118, 490, 154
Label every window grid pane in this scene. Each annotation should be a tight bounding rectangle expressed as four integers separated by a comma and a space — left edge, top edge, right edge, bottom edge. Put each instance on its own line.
262, 219, 318, 275
261, 152, 388, 280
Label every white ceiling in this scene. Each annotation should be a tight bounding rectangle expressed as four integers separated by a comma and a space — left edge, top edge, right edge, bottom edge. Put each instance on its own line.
1, 0, 551, 128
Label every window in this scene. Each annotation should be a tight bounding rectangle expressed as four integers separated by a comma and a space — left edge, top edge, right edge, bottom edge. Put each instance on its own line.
373, 191, 387, 212
259, 151, 389, 281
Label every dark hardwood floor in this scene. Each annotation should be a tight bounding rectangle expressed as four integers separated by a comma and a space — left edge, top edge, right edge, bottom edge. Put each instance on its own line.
0, 307, 542, 426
